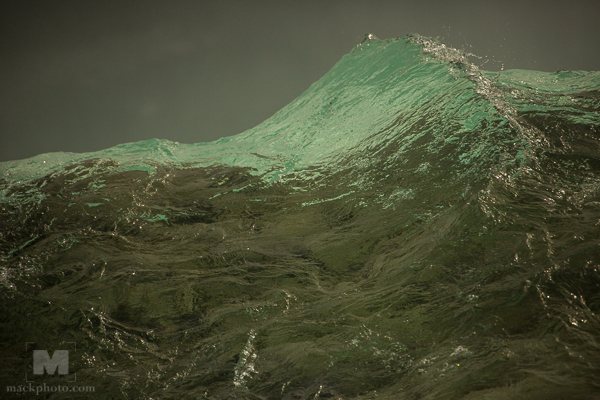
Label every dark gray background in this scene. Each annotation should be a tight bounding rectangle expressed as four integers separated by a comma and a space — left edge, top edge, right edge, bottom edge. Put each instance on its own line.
1, 0, 599, 162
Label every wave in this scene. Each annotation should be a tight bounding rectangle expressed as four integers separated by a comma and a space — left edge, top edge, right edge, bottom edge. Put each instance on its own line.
1, 34, 600, 399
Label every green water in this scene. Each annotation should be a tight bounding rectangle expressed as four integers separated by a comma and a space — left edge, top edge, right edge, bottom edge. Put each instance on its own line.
1, 35, 600, 399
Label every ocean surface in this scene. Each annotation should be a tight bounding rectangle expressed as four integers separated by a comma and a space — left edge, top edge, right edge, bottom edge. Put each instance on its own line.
2, 34, 600, 399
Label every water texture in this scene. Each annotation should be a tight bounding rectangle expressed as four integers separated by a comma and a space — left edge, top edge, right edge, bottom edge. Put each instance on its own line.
1, 34, 600, 399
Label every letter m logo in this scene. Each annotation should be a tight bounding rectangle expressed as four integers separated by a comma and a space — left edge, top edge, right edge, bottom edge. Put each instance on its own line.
33, 350, 69, 375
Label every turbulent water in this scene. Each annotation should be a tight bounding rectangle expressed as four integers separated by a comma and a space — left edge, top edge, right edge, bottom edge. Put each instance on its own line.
2, 34, 600, 399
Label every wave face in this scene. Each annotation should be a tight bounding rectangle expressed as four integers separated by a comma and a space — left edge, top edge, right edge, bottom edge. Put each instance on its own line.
2, 35, 600, 399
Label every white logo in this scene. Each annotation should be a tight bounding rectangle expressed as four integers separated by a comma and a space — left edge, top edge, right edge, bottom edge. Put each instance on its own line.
25, 343, 76, 382
33, 350, 69, 375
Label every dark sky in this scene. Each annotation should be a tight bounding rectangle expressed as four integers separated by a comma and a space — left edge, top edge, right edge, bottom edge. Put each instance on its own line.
1, 0, 599, 162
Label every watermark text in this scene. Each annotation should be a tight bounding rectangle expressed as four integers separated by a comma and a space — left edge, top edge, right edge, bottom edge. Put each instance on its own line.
7, 383, 95, 395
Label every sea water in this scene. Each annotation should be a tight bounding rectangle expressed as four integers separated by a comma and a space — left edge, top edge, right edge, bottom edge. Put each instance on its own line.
1, 34, 600, 399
